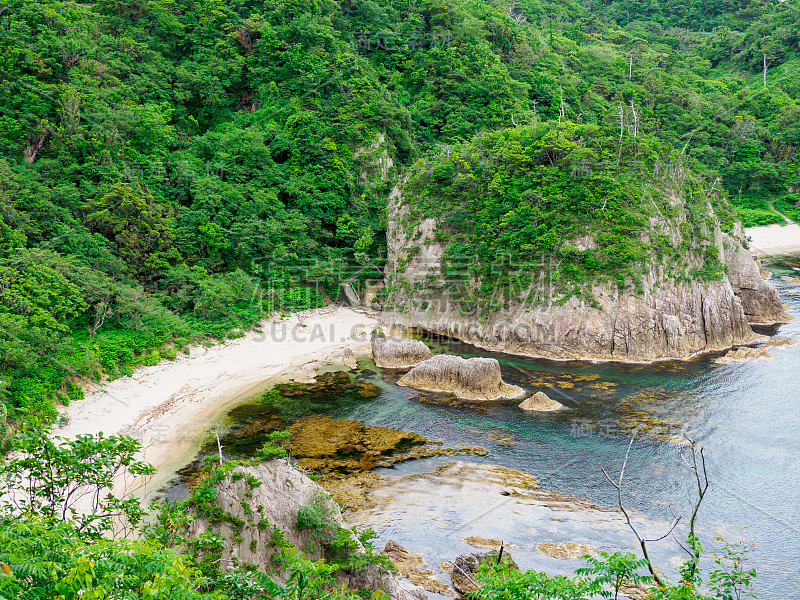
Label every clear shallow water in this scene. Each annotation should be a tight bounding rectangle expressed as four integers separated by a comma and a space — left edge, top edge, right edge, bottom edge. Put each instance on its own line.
172, 257, 800, 598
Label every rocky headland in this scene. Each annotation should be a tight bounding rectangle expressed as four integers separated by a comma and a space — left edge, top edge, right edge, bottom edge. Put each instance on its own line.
381, 160, 791, 362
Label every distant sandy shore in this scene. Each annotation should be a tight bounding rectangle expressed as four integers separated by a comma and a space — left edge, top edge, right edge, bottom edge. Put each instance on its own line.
746, 222, 800, 257
53, 307, 378, 493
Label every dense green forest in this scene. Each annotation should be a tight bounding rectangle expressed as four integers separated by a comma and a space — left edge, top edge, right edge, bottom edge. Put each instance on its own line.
1, 0, 799, 417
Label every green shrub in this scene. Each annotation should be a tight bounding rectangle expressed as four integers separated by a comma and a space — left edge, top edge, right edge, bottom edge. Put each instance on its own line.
295, 490, 340, 546
736, 207, 784, 228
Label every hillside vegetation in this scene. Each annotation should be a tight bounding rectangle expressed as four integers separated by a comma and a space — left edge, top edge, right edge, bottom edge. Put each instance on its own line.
1, 0, 799, 415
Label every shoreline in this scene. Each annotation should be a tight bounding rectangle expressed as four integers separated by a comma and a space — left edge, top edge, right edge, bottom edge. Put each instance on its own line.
53, 307, 379, 494
745, 223, 800, 257
391, 326, 775, 366
52, 271, 797, 495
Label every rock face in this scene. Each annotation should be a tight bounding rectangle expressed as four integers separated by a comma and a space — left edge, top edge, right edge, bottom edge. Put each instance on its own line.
187, 460, 428, 600
398, 355, 525, 400
371, 330, 433, 368
382, 180, 791, 362
187, 460, 337, 565
722, 236, 787, 324
519, 391, 564, 411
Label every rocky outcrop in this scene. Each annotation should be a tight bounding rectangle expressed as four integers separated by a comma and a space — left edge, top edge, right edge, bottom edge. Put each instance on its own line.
371, 331, 433, 368
519, 391, 565, 411
286, 415, 429, 473
381, 177, 791, 362
187, 460, 428, 599
398, 355, 525, 400
714, 335, 797, 363
342, 347, 358, 369
722, 235, 789, 324
187, 460, 337, 564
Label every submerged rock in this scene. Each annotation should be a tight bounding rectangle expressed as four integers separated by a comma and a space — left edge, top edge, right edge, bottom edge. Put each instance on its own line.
371, 330, 433, 368
285, 415, 486, 478
276, 370, 380, 402
286, 415, 428, 473
782, 275, 800, 285
398, 355, 525, 401
519, 391, 565, 411
536, 542, 595, 560
714, 335, 797, 363
463, 536, 518, 550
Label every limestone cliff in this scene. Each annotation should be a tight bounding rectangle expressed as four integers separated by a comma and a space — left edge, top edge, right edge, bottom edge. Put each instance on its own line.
381, 162, 790, 363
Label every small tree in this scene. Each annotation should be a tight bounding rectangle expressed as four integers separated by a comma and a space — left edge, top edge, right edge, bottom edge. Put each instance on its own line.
576, 551, 651, 599
0, 419, 154, 537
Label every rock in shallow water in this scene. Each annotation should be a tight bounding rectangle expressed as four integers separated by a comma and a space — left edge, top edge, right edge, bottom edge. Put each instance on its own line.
371, 331, 433, 368
536, 542, 595, 560
714, 335, 797, 363
518, 391, 565, 411
342, 347, 358, 369
286, 415, 428, 473
398, 355, 525, 400
383, 540, 457, 597
463, 536, 519, 550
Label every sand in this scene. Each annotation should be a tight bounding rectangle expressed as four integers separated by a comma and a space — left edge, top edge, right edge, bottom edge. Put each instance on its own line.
53, 307, 378, 493
746, 222, 800, 257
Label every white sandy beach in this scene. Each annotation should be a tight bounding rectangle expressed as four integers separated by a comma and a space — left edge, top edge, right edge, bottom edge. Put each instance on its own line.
746, 222, 800, 257
53, 307, 378, 493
